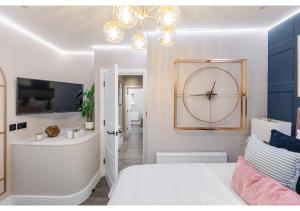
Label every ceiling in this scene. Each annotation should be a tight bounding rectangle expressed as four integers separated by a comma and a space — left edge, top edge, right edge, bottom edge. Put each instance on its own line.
0, 6, 299, 51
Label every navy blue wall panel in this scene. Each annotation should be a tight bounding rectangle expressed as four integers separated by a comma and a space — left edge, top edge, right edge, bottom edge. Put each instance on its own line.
269, 48, 294, 83
269, 18, 295, 47
268, 92, 294, 122
295, 14, 300, 35
268, 13, 300, 135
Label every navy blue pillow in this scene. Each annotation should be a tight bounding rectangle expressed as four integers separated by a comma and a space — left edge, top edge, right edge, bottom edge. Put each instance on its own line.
269, 130, 300, 153
269, 130, 300, 194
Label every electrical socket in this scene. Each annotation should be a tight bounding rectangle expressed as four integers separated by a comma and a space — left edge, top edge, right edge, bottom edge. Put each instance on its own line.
9, 124, 16, 131
17, 122, 27, 130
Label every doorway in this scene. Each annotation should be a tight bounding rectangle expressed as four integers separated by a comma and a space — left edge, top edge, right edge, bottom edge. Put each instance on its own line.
100, 67, 147, 186
117, 75, 144, 171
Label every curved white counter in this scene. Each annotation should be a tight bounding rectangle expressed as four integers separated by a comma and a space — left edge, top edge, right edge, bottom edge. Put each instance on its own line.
10, 130, 100, 205
11, 130, 98, 146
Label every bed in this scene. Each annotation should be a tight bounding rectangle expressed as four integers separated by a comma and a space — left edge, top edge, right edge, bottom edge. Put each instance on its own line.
108, 163, 246, 205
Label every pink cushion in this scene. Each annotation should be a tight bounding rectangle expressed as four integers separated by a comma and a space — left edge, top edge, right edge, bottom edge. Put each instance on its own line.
231, 156, 300, 205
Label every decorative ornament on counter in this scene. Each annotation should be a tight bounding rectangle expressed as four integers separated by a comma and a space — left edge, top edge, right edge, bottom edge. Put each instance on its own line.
67, 130, 74, 139
45, 125, 60, 137
73, 129, 86, 139
35, 133, 44, 141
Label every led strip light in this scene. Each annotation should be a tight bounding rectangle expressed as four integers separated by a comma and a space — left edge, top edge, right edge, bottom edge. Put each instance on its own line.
0, 7, 300, 52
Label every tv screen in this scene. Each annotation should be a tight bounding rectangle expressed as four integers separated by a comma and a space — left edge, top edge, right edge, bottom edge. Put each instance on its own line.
17, 78, 83, 115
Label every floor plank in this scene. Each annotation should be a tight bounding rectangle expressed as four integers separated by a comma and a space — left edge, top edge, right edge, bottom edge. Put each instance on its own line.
118, 125, 143, 171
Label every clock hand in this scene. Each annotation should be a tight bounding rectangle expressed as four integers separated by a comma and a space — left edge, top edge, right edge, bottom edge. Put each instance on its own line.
189, 93, 218, 96
208, 81, 216, 100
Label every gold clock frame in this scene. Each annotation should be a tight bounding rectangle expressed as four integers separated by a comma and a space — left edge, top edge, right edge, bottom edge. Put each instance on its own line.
173, 59, 247, 131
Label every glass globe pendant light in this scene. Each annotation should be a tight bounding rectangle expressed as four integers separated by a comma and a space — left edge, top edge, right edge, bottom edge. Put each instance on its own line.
103, 20, 124, 43
103, 6, 181, 50
157, 6, 180, 30
115, 6, 138, 28
159, 29, 176, 47
131, 30, 147, 51
103, 7, 124, 43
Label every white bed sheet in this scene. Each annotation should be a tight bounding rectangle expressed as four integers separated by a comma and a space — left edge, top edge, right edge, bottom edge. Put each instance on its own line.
108, 163, 246, 205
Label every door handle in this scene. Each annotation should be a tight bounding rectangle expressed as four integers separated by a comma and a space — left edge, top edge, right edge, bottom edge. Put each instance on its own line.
107, 131, 115, 135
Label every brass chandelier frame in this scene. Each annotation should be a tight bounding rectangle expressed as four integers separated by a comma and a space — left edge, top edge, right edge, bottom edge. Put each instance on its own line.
131, 6, 158, 20
112, 6, 159, 28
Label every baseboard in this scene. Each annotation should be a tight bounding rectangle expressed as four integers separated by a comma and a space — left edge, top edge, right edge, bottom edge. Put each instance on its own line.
1, 168, 101, 205
0, 196, 12, 205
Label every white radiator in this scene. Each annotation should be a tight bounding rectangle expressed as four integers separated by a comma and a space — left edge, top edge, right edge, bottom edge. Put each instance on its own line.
156, 152, 227, 164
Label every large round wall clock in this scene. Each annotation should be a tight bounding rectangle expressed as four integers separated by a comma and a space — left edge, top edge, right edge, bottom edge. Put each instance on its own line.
173, 59, 247, 130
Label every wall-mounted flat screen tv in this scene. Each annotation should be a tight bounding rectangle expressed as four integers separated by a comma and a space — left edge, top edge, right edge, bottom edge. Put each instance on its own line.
17, 77, 83, 115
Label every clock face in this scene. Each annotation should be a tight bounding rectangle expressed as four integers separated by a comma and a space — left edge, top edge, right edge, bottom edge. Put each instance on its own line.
182, 66, 240, 123
174, 59, 247, 130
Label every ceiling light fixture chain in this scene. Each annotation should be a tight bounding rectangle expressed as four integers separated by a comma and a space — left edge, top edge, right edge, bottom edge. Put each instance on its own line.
102, 5, 181, 51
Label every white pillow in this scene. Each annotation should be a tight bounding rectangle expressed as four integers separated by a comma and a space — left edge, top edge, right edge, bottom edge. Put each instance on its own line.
296, 129, 300, 140
245, 136, 300, 190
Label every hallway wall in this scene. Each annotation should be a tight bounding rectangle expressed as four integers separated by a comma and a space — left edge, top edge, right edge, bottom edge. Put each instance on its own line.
128, 88, 144, 122
121, 76, 143, 132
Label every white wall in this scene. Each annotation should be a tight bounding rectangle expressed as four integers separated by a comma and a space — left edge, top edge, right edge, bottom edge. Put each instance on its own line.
94, 48, 147, 70
146, 31, 268, 163
94, 31, 268, 164
128, 88, 144, 122
0, 21, 95, 200
122, 75, 143, 131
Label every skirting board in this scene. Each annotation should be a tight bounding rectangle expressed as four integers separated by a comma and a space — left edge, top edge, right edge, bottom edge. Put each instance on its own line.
0, 168, 101, 205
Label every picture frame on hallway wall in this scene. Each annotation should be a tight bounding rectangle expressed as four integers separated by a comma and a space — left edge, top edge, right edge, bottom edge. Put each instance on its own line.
173, 59, 248, 131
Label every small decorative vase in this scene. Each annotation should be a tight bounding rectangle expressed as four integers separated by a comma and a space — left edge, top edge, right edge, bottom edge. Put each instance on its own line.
67, 130, 74, 139
85, 122, 94, 130
45, 125, 60, 137
35, 133, 44, 141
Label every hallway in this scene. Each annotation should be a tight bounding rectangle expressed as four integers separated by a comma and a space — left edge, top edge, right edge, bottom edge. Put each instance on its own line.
118, 125, 143, 171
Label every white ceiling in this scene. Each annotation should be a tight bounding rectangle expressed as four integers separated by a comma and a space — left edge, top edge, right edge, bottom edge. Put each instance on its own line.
0, 6, 299, 51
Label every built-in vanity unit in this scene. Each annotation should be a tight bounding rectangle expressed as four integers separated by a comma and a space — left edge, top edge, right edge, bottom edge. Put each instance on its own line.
10, 129, 100, 205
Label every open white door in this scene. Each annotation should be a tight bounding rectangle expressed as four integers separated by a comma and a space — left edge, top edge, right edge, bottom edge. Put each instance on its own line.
104, 64, 119, 188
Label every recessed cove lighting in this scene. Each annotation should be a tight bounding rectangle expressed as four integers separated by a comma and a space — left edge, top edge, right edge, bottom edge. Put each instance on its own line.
147, 28, 266, 35
0, 13, 93, 55
62, 51, 94, 55
267, 8, 300, 29
0, 13, 63, 53
91, 45, 133, 50
1, 6, 300, 52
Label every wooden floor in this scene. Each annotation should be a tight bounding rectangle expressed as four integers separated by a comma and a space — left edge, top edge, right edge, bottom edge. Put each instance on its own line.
81, 177, 110, 205
119, 125, 143, 171
81, 124, 143, 205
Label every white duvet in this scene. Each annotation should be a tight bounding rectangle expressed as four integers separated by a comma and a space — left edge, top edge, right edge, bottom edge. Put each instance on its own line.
108, 163, 246, 205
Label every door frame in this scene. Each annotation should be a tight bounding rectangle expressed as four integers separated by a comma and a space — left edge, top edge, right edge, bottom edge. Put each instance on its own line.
99, 68, 147, 177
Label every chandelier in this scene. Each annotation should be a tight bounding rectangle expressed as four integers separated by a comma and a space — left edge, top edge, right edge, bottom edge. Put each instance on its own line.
103, 6, 181, 51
